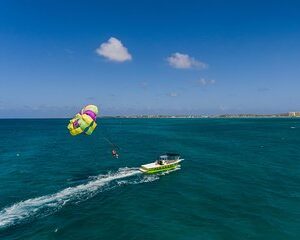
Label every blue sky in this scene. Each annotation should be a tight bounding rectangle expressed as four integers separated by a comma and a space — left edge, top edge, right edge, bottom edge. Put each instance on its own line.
0, 0, 300, 117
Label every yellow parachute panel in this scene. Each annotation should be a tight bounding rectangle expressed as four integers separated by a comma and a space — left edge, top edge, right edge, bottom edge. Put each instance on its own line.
67, 105, 99, 136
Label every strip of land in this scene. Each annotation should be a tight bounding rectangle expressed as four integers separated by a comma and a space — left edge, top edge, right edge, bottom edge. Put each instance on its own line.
102, 112, 300, 118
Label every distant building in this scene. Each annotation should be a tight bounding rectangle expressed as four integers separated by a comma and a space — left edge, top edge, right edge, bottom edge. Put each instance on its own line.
289, 112, 300, 117
289, 112, 296, 117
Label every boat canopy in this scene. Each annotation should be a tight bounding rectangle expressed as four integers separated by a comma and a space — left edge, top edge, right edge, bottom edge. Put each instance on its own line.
159, 153, 181, 160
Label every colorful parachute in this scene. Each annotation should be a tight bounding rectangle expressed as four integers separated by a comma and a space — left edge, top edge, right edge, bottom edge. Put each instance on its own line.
67, 105, 99, 136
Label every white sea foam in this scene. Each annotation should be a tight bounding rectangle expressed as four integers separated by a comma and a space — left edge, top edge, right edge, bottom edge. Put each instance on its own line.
0, 167, 143, 229
158, 166, 181, 175
0, 166, 180, 229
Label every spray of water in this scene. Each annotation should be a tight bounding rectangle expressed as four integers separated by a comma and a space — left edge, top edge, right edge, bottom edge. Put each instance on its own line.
0, 166, 180, 229
0, 168, 138, 229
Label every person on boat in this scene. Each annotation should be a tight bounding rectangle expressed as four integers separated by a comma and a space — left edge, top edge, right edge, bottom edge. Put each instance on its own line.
112, 149, 119, 158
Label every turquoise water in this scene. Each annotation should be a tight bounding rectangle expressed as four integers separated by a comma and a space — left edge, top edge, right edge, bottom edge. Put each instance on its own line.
0, 118, 300, 239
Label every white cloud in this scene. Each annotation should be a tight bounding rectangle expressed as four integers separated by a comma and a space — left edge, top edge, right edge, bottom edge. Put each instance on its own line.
219, 105, 227, 111
196, 78, 215, 86
96, 37, 132, 62
257, 87, 270, 92
167, 92, 179, 97
64, 48, 74, 54
167, 52, 207, 69
140, 81, 148, 90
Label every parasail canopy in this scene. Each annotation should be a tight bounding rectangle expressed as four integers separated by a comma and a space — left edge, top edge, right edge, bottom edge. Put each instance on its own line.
67, 105, 99, 136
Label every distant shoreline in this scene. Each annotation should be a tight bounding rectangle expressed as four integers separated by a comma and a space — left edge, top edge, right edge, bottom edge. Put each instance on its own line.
102, 112, 300, 119
102, 115, 300, 119
1, 112, 300, 119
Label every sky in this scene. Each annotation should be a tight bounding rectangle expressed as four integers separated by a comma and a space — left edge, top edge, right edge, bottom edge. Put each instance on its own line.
0, 0, 300, 117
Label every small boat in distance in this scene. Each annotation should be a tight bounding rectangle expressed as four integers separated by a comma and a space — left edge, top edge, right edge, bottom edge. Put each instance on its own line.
139, 153, 183, 174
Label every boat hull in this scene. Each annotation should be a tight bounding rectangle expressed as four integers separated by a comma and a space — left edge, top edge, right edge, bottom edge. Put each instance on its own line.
139, 160, 182, 174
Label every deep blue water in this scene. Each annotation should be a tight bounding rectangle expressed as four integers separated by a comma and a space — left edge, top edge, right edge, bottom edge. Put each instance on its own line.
0, 118, 300, 239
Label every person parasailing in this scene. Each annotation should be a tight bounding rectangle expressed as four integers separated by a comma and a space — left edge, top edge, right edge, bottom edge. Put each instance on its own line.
100, 128, 120, 159
111, 149, 119, 158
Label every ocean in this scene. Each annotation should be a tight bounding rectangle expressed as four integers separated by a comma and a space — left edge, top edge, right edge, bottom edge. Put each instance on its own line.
0, 118, 299, 239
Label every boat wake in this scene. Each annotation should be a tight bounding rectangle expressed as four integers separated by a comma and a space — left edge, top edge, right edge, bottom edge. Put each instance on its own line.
0, 167, 161, 230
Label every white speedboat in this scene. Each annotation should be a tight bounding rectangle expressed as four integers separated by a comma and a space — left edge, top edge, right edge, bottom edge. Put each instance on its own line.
139, 153, 183, 174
